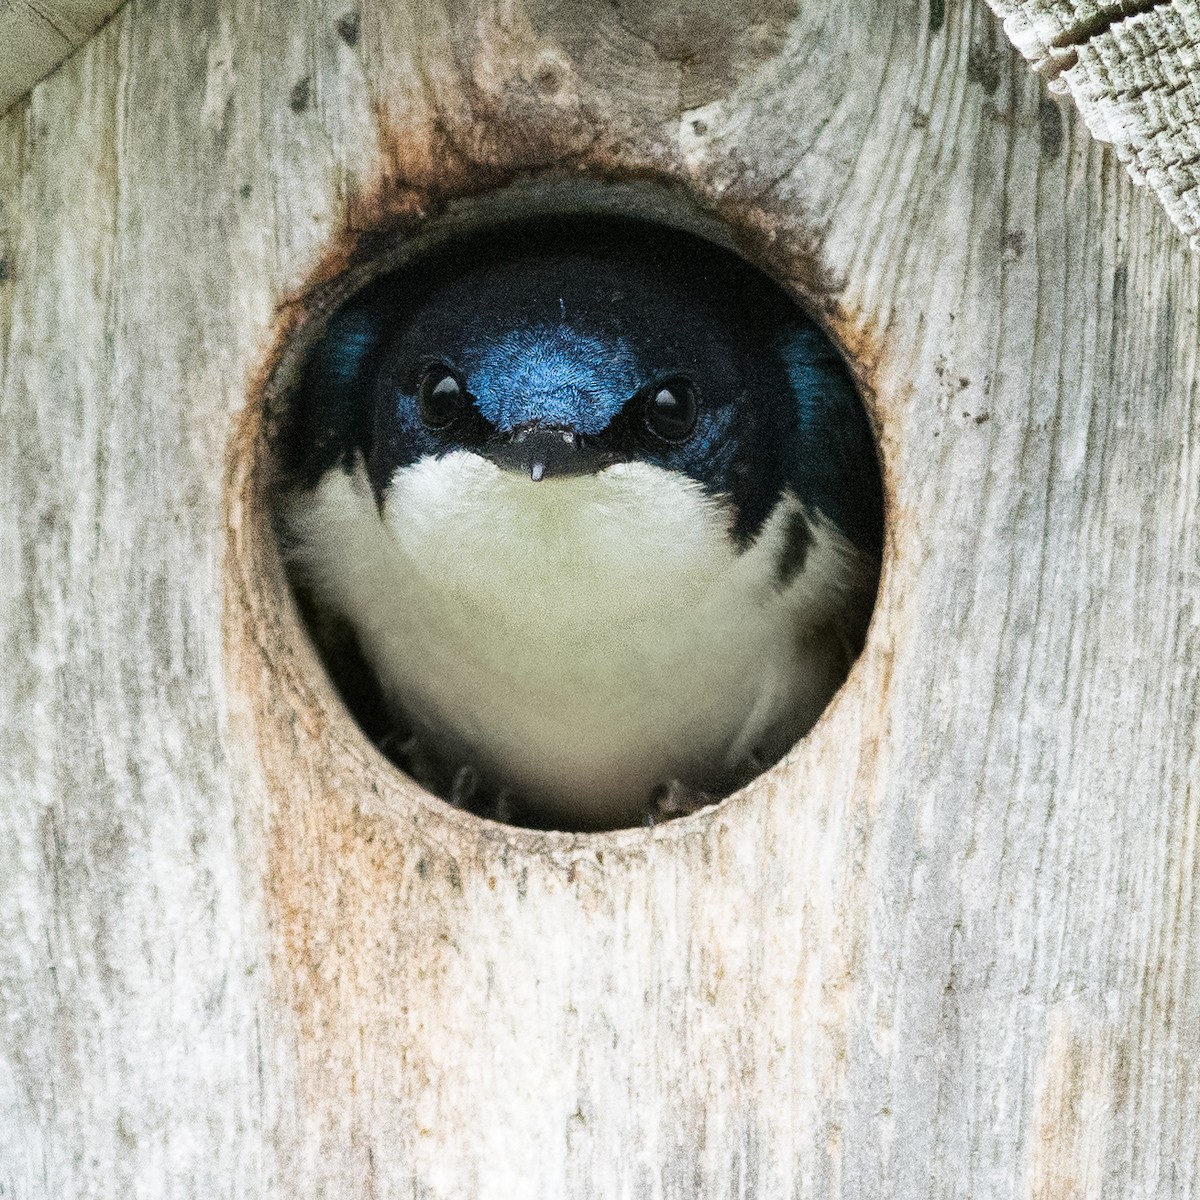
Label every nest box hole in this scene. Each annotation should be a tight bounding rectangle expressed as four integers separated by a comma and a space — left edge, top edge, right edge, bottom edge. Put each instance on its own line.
269, 204, 883, 833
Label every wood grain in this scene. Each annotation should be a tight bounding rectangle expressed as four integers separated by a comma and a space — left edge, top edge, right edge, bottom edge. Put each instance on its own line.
0, 1, 128, 115
987, 0, 1200, 246
2, 0, 1199, 1197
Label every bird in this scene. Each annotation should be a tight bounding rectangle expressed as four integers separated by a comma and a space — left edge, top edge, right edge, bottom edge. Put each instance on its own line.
278, 216, 882, 831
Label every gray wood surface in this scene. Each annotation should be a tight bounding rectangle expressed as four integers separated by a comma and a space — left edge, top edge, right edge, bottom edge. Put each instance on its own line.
987, 0, 1200, 245
2, 1, 1198, 1197
5, 2, 1199, 249
0, 1, 126, 114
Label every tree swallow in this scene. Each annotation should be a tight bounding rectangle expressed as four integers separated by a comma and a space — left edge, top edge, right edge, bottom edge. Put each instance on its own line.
279, 217, 882, 830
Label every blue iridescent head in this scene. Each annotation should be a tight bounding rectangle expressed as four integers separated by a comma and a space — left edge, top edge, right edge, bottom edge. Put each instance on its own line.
289, 217, 882, 554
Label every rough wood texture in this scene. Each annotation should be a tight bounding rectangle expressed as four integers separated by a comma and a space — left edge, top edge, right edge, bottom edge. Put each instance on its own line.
0, 0, 126, 114
986, 0, 1200, 246
2, 1, 1199, 1197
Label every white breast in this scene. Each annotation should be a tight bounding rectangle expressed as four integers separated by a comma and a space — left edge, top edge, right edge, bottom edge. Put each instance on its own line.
282, 452, 873, 828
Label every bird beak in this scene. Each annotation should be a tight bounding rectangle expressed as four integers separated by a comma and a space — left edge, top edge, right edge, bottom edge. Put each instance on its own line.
482, 423, 621, 482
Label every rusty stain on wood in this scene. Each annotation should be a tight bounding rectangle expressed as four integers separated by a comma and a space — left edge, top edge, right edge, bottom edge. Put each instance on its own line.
228, 111, 896, 1061
1025, 1011, 1117, 1199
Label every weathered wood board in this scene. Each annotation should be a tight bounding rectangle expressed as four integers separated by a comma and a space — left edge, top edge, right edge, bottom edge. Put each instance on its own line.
8, 2, 1200, 254
987, 0, 1200, 247
1, 1, 1198, 1197
0, 1, 127, 114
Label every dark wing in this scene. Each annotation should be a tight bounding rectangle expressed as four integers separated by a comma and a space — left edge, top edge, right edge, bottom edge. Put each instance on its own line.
281, 298, 393, 488
776, 322, 883, 562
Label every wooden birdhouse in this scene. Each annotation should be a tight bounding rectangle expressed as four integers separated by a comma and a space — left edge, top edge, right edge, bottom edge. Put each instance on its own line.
2, 0, 1198, 1196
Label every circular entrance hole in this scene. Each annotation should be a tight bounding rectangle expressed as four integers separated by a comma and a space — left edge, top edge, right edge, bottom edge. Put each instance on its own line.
269, 195, 882, 833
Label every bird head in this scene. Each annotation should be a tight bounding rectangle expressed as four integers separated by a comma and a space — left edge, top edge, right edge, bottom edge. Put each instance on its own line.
287, 217, 879, 553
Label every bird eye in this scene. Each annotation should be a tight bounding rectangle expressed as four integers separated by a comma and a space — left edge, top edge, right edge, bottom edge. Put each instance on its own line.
643, 378, 698, 443
417, 364, 465, 429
